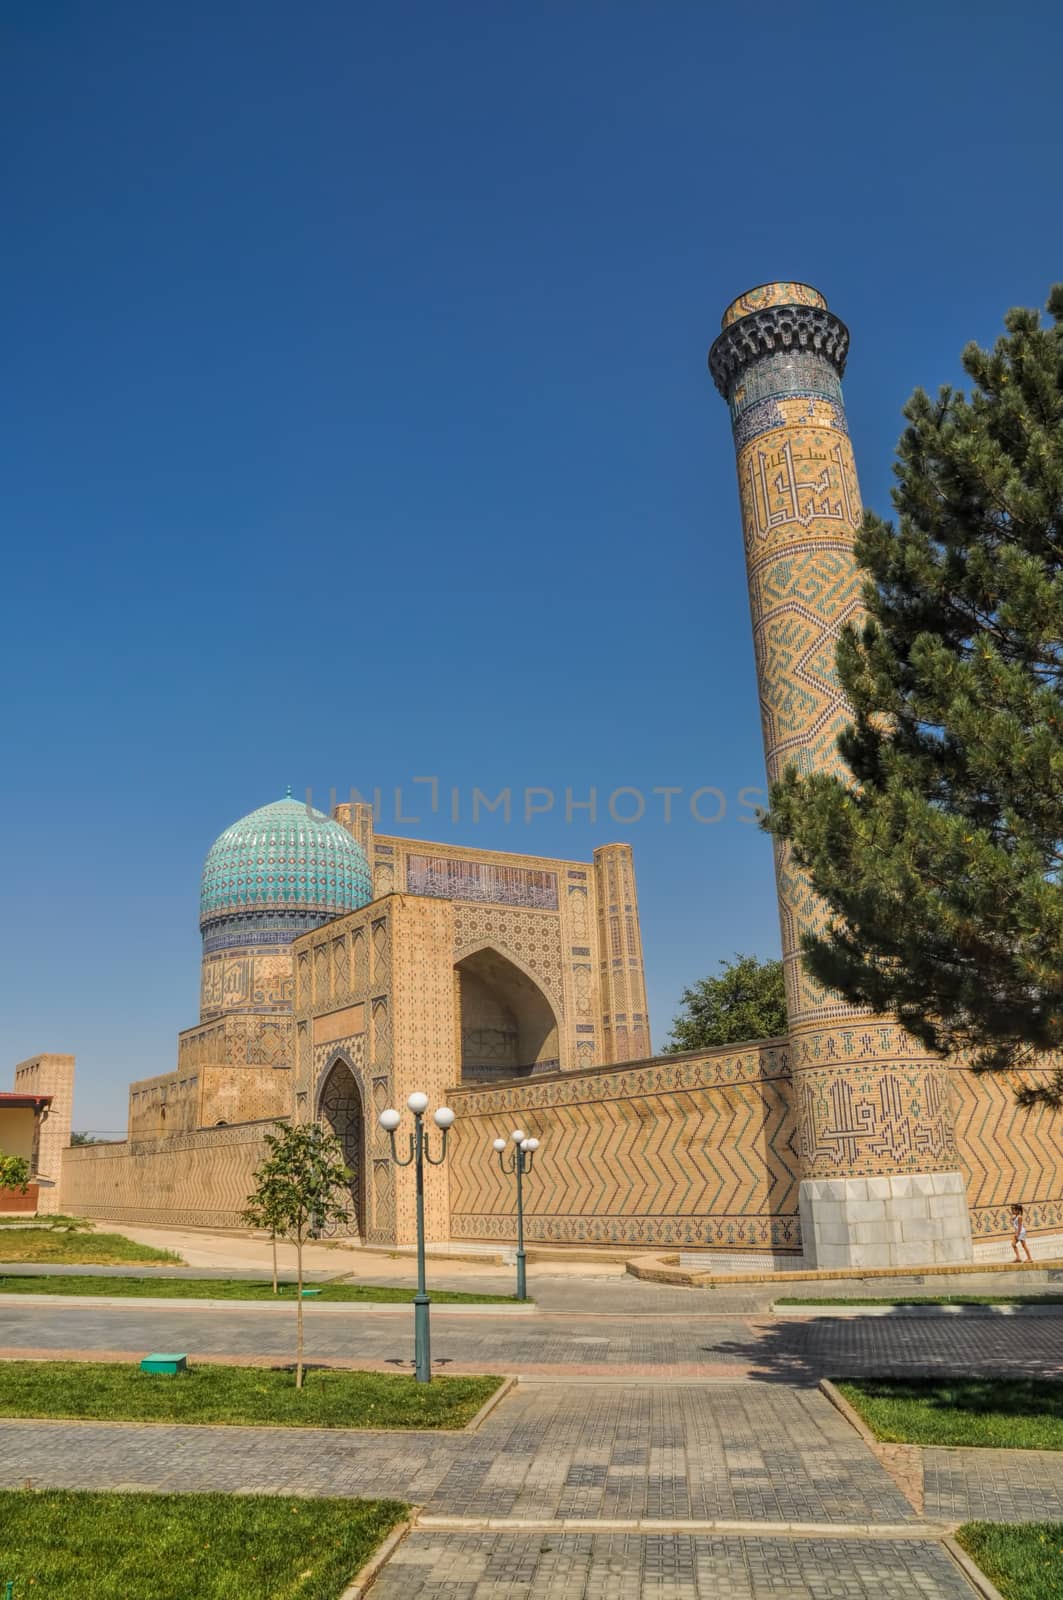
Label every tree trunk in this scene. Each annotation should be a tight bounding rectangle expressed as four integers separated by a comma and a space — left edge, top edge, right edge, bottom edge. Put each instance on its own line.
271, 1231, 278, 1295
295, 1230, 304, 1389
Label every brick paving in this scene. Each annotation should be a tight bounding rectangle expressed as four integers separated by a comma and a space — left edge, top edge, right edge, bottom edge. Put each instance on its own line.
1, 1300, 1060, 1379
923, 1444, 1063, 1523
0, 1385, 917, 1526
371, 1530, 976, 1598
3, 1292, 1060, 1594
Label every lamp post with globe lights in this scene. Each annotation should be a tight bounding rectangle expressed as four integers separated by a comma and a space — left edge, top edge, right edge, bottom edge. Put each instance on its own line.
379, 1093, 454, 1383
493, 1129, 539, 1301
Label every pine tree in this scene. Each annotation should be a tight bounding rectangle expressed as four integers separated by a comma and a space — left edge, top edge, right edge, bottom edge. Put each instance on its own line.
769, 286, 1063, 1106
666, 954, 787, 1051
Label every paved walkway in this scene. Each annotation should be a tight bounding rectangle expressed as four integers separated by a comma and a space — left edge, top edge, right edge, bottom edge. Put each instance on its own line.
371, 1531, 977, 1598
924, 1443, 1063, 1523
3, 1269, 1062, 1594
2, 1298, 1061, 1380
0, 1385, 917, 1524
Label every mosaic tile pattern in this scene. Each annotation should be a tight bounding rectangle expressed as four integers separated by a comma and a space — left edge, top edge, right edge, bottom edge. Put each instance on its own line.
407, 852, 559, 910
710, 287, 966, 1184
721, 280, 828, 327
199, 798, 373, 935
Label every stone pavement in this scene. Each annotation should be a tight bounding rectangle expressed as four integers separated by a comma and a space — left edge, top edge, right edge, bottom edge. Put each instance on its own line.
2, 1282, 1061, 1594
923, 1444, 1063, 1522
3, 1377, 1048, 1595
371, 1530, 977, 1598
1, 1299, 1061, 1379
0, 1385, 918, 1524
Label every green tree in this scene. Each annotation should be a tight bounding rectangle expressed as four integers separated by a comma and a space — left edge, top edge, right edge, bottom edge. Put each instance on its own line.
243, 1123, 351, 1387
666, 954, 787, 1051
0, 1154, 31, 1193
769, 286, 1063, 1107
70, 1132, 102, 1146
242, 1166, 286, 1295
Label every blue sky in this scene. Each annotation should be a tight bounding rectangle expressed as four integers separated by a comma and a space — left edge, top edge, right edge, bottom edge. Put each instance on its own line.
3, 2, 1061, 1127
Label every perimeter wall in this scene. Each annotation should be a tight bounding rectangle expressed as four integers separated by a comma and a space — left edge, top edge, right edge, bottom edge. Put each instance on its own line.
444, 1044, 1063, 1252
58, 1043, 1062, 1249
61, 1119, 277, 1228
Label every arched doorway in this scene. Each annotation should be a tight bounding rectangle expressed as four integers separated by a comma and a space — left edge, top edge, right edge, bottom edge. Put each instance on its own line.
455, 947, 560, 1083
317, 1056, 365, 1238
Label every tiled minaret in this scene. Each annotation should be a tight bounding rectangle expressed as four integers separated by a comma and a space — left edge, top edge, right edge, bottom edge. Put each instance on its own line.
709, 282, 973, 1270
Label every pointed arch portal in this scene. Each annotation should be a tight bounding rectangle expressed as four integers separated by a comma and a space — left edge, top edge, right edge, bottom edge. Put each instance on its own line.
455, 946, 560, 1084
317, 1056, 365, 1238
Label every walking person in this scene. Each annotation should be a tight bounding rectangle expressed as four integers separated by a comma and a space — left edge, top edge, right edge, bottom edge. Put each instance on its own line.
1010, 1204, 1033, 1264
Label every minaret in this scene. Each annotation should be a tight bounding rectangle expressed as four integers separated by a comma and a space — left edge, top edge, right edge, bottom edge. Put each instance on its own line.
709, 282, 973, 1270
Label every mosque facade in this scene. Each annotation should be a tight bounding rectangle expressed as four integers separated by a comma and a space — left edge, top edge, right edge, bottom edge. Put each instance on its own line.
14, 283, 1063, 1267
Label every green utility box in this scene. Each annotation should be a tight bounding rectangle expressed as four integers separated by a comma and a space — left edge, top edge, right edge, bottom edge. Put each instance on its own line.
140, 1353, 188, 1375
298, 1287, 321, 1297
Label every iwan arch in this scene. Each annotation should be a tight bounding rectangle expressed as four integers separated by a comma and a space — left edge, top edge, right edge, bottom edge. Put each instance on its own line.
32, 283, 1063, 1267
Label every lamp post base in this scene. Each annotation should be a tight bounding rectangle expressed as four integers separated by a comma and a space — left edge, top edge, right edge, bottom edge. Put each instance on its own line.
515, 1249, 527, 1302
414, 1293, 431, 1382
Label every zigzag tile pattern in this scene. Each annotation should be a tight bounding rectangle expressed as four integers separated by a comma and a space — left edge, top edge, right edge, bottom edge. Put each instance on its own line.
950, 1063, 1063, 1238
447, 1043, 801, 1250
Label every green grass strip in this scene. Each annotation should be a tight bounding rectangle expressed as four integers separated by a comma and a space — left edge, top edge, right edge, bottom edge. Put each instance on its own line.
0, 1228, 180, 1265
0, 1213, 92, 1227
0, 1487, 407, 1599
836, 1377, 1063, 1450
0, 1360, 500, 1429
0, 1271, 516, 1303
957, 1522, 1063, 1600
779, 1294, 1063, 1306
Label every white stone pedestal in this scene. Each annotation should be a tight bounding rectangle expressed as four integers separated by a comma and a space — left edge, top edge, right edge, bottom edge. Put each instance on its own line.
799, 1172, 973, 1271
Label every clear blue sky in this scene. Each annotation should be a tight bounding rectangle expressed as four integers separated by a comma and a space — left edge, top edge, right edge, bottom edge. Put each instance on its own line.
4, 2, 1061, 1128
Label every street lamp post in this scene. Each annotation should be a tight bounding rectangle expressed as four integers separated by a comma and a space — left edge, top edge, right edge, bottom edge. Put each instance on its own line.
379, 1093, 454, 1383
493, 1130, 539, 1301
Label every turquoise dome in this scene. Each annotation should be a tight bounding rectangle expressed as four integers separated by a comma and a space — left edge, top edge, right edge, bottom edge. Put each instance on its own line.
199, 797, 373, 952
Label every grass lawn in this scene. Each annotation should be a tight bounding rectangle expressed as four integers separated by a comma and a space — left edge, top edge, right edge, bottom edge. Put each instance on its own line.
0, 1360, 501, 1428
0, 1228, 181, 1265
0, 1271, 516, 1303
836, 1377, 1063, 1450
780, 1294, 1063, 1306
957, 1522, 1063, 1600
0, 1487, 407, 1599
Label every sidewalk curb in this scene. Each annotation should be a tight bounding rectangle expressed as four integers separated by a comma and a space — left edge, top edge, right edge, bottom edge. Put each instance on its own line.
940, 1534, 1009, 1600
463, 1374, 518, 1432
338, 1512, 418, 1598
0, 1293, 536, 1316
628, 1252, 1063, 1288
414, 1513, 952, 1539
774, 1302, 1063, 1319
818, 1378, 881, 1447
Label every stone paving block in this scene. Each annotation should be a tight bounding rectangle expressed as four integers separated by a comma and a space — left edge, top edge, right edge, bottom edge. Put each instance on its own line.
4, 1297, 1061, 1379
370, 1532, 977, 1598
922, 1444, 1063, 1523
0, 1383, 918, 1527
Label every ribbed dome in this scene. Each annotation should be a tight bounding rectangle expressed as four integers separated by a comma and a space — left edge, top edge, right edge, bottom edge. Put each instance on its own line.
199, 798, 373, 950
